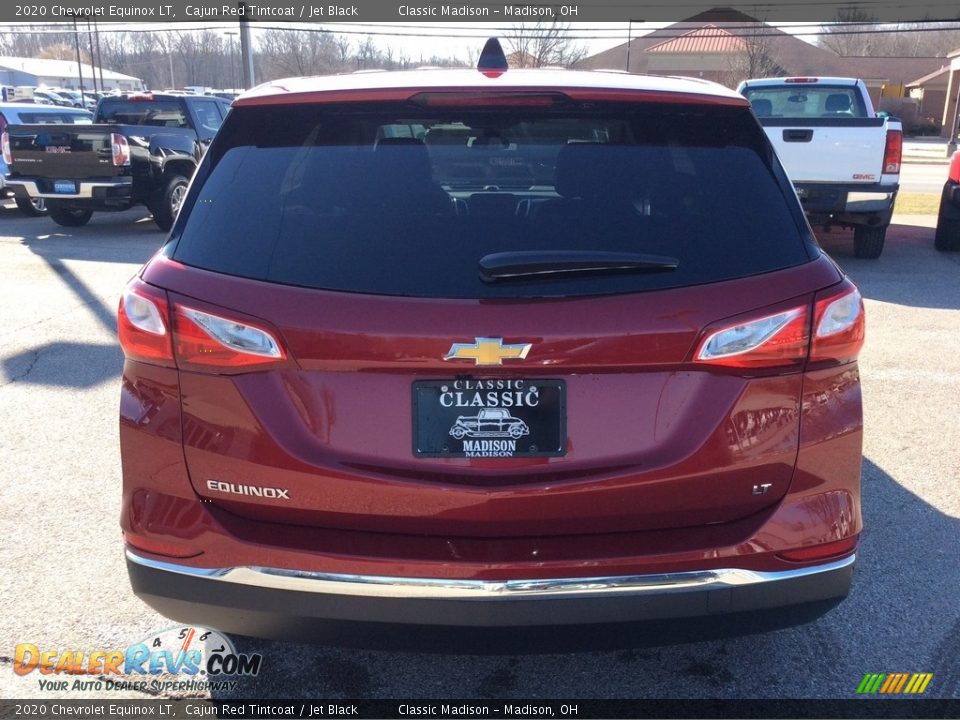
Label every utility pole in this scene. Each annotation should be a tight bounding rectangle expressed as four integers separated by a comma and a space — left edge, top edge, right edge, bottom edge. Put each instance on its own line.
224, 31, 238, 91
72, 17, 85, 93
86, 18, 98, 93
94, 21, 104, 91
625, 20, 632, 72
238, 3, 255, 89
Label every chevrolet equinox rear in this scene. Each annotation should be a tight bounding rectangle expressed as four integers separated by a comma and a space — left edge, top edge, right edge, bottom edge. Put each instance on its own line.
119, 43, 864, 640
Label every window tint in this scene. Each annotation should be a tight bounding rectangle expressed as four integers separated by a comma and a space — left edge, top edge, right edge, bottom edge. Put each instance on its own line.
14, 111, 92, 124
743, 85, 868, 119
98, 100, 189, 128
192, 99, 225, 131
172, 102, 812, 299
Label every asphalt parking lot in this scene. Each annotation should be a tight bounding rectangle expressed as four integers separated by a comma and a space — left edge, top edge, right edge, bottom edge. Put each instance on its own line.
0, 190, 958, 701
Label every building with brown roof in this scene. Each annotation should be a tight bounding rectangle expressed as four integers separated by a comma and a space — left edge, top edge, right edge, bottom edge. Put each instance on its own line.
581, 8, 951, 131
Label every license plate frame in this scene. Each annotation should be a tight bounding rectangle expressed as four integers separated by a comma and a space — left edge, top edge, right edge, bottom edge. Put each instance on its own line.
413, 379, 566, 458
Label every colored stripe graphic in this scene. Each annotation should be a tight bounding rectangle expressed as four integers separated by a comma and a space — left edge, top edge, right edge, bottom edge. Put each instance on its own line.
905, 673, 933, 694
857, 673, 932, 695
857, 674, 885, 694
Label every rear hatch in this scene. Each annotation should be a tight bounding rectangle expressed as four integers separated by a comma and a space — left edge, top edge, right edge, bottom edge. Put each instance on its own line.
144, 94, 837, 538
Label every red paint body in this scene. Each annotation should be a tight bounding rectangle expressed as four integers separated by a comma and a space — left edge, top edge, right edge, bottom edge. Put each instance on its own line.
121, 251, 861, 578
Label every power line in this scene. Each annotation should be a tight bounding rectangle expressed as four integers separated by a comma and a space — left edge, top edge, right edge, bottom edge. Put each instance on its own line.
3, 22, 960, 40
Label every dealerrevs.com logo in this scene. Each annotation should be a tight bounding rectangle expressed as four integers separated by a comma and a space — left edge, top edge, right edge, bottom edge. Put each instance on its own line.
13, 626, 262, 693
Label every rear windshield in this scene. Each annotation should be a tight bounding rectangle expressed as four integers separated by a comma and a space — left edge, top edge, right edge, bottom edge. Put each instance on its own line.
97, 100, 189, 128
171, 101, 812, 299
11, 111, 92, 124
742, 85, 869, 119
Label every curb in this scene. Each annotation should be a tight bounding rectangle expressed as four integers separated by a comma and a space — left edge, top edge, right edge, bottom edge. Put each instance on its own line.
902, 156, 950, 165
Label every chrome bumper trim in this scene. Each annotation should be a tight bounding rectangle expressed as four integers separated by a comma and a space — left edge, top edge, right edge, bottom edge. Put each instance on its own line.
6, 178, 131, 199
126, 550, 856, 601
846, 191, 894, 212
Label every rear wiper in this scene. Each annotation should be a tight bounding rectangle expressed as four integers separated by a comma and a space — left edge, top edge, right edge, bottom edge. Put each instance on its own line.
479, 250, 679, 282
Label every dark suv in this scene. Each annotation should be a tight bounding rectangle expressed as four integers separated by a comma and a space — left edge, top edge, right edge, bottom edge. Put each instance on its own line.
118, 42, 865, 640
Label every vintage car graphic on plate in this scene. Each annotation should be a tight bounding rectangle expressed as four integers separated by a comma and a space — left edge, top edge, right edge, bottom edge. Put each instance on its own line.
449, 408, 530, 440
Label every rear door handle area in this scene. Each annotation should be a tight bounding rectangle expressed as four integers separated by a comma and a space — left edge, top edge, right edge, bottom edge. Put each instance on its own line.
783, 129, 814, 143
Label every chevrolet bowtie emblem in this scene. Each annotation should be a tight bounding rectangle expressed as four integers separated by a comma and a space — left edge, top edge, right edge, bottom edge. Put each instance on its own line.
444, 337, 532, 366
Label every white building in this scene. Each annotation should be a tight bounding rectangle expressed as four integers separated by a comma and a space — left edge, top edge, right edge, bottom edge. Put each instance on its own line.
0, 56, 143, 92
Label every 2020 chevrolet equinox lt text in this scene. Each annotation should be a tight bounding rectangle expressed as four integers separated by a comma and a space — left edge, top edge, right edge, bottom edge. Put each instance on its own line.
118, 40, 864, 642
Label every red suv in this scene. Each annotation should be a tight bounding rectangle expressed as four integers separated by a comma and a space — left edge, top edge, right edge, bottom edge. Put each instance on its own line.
119, 42, 864, 640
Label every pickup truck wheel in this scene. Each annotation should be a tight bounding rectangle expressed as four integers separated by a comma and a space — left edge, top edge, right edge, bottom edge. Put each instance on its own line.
152, 174, 189, 231
48, 207, 93, 227
853, 226, 886, 259
934, 218, 960, 251
15, 197, 48, 217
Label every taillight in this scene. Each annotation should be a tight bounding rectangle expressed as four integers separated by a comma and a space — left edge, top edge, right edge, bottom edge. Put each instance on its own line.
694, 305, 810, 370
948, 152, 960, 184
173, 306, 285, 369
883, 129, 902, 175
693, 281, 865, 371
111, 132, 130, 167
118, 279, 287, 371
410, 92, 566, 108
810, 281, 865, 365
2, 130, 11, 165
117, 281, 174, 367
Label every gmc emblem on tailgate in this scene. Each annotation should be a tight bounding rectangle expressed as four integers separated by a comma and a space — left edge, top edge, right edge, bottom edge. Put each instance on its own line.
45, 146, 71, 153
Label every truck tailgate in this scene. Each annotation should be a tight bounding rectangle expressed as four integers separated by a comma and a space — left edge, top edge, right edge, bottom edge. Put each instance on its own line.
6, 124, 122, 180
760, 117, 888, 184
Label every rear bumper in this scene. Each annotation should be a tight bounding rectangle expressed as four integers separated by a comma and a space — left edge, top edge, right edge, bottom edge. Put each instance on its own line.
6, 177, 133, 204
794, 181, 898, 225
127, 549, 854, 632
942, 180, 960, 211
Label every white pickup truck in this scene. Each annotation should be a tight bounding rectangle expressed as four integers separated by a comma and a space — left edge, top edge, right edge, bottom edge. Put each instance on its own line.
737, 77, 902, 259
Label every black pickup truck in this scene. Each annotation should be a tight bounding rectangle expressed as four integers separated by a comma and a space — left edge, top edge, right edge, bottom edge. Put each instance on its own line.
2, 93, 229, 230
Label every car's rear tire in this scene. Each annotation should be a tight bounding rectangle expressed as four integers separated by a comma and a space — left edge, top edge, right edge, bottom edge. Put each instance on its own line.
152, 174, 189, 232
853, 225, 886, 259
48, 207, 93, 227
15, 197, 48, 217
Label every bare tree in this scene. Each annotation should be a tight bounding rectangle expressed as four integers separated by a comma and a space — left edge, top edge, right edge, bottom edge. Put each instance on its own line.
819, 9, 880, 56
505, 20, 588, 68
725, 22, 786, 87
355, 36, 382, 70
258, 29, 339, 77
819, 12, 960, 58
334, 36, 352, 67
0, 27, 74, 57
37, 43, 88, 62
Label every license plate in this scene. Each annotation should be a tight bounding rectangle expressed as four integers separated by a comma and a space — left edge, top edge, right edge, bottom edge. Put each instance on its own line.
413, 379, 566, 458
54, 180, 76, 194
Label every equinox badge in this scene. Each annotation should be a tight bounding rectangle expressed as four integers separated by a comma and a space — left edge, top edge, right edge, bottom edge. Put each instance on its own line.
444, 338, 532, 366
